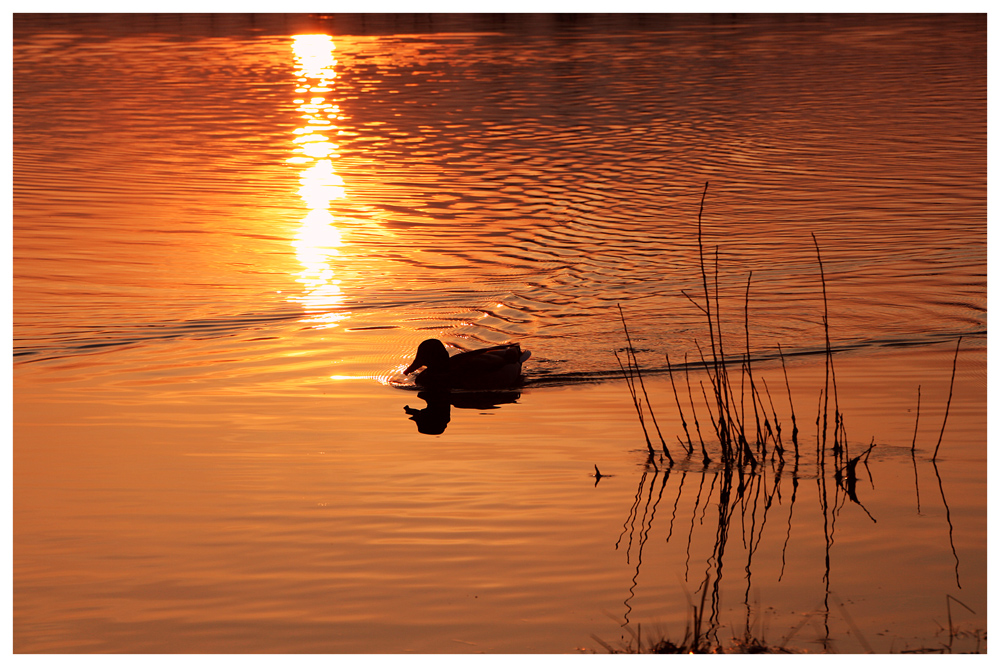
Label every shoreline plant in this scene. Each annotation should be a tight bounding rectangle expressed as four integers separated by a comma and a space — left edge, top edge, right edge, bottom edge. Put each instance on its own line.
607, 183, 972, 654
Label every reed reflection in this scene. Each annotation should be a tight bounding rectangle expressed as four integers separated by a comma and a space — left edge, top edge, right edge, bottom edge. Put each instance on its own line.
608, 384, 967, 652
287, 34, 348, 329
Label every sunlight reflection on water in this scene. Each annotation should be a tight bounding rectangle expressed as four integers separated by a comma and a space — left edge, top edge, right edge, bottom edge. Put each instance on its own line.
287, 35, 350, 330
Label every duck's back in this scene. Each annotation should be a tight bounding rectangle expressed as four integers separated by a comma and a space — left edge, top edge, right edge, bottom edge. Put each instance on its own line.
420, 344, 528, 390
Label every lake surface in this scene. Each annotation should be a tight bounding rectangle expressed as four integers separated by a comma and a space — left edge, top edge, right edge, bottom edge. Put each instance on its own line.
13, 13, 986, 653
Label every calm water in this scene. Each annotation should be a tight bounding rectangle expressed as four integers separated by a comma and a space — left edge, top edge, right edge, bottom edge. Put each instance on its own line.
13, 14, 986, 653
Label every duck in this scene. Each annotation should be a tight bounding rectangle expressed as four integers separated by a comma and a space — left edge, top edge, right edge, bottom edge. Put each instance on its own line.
403, 338, 531, 390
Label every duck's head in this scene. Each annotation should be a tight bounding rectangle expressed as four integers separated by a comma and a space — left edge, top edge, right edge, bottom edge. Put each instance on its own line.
404, 338, 450, 374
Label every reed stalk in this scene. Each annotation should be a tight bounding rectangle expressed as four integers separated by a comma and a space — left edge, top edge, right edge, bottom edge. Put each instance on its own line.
760, 376, 782, 457
617, 304, 673, 463
777, 343, 799, 458
685, 355, 711, 464
932, 337, 962, 462
811, 233, 844, 463
665, 351, 694, 455
614, 348, 655, 461
743, 272, 766, 458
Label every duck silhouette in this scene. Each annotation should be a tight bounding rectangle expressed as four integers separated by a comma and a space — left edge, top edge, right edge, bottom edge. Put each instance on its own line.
403, 338, 531, 390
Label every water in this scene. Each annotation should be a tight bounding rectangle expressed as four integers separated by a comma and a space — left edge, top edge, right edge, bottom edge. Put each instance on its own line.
13, 14, 986, 653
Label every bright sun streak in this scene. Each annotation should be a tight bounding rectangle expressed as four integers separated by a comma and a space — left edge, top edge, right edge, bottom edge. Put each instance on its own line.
287, 35, 348, 329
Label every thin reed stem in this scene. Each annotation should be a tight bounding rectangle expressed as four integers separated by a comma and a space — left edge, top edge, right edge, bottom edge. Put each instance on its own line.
713, 248, 736, 452
699, 380, 721, 458
812, 233, 831, 455
618, 304, 673, 463
695, 183, 722, 441
911, 385, 921, 452
685, 355, 711, 464
811, 233, 844, 462
759, 376, 781, 456
666, 352, 694, 456
614, 349, 654, 459
932, 337, 962, 462
743, 272, 764, 453
777, 343, 799, 458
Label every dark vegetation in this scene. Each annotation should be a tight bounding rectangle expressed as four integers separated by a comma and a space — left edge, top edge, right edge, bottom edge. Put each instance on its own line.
598, 183, 980, 654
615, 183, 963, 474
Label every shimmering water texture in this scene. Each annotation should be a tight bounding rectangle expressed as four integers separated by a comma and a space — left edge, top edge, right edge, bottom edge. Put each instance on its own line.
13, 14, 986, 653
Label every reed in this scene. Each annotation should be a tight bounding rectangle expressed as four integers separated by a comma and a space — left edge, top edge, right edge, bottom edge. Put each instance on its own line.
619, 183, 788, 469
664, 351, 694, 456
777, 343, 800, 457
932, 337, 962, 462
608, 230, 976, 651
812, 232, 841, 462
615, 303, 673, 464
614, 184, 966, 478
613, 347, 655, 461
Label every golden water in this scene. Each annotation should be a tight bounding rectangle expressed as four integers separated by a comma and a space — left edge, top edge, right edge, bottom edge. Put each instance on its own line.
14, 14, 986, 653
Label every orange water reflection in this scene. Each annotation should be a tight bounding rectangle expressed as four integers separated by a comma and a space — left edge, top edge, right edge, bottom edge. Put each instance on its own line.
12, 17, 986, 653
287, 34, 348, 329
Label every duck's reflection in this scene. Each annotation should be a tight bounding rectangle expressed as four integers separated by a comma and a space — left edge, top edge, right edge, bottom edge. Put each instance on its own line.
403, 390, 521, 435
